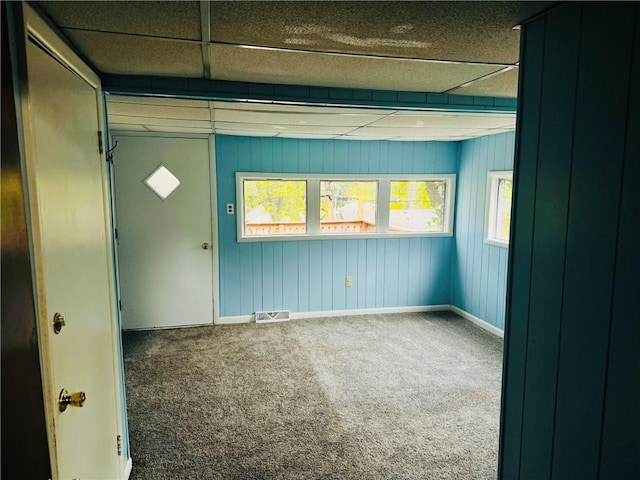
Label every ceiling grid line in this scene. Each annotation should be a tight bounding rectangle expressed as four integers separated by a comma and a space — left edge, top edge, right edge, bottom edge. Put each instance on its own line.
200, 0, 212, 79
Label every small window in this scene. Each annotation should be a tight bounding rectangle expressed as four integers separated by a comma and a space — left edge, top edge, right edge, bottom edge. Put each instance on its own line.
485, 171, 513, 247
389, 180, 446, 233
320, 181, 377, 233
242, 179, 307, 236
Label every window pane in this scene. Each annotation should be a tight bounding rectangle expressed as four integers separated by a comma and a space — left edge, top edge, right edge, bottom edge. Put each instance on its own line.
243, 180, 306, 236
495, 179, 512, 242
320, 181, 377, 233
389, 180, 446, 232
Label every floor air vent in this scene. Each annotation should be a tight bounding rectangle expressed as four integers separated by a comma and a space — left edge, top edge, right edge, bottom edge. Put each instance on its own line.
255, 311, 290, 323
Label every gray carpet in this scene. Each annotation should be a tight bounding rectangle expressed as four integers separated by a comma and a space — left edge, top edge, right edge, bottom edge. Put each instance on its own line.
123, 312, 503, 480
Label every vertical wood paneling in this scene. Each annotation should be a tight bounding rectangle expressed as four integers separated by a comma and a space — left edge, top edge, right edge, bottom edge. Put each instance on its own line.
308, 241, 322, 311
321, 240, 333, 310
500, 3, 640, 479
552, 5, 635, 477
261, 242, 274, 311
252, 243, 262, 312
599, 10, 640, 476
356, 240, 367, 308
332, 240, 347, 309
518, 4, 581, 476
452, 131, 515, 327
216, 136, 456, 316
281, 242, 298, 312
498, 17, 545, 480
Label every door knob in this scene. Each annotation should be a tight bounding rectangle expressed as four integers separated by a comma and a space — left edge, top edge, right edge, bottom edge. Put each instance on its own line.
58, 388, 86, 412
201, 242, 211, 250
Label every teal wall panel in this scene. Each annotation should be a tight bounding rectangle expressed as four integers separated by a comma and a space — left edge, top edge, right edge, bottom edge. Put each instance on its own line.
451, 131, 515, 328
499, 3, 640, 479
498, 17, 545, 479
216, 136, 457, 317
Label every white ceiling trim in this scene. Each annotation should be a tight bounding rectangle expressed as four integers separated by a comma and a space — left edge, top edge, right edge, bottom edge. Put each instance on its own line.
107, 95, 515, 141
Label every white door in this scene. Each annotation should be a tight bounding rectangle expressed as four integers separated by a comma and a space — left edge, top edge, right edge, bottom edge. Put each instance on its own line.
18, 5, 126, 479
113, 135, 215, 329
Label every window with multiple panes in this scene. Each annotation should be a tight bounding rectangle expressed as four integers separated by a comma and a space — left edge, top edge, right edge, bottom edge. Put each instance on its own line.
485, 171, 513, 247
236, 173, 456, 241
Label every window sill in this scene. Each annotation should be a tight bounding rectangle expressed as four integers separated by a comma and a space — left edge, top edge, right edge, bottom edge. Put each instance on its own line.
238, 231, 454, 242
484, 238, 509, 248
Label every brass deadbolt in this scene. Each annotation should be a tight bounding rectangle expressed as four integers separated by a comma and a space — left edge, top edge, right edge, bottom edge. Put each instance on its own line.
58, 388, 86, 412
52, 313, 66, 334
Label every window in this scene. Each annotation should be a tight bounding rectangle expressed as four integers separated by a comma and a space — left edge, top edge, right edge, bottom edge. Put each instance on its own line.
242, 179, 307, 236
237, 173, 456, 242
389, 180, 447, 233
320, 181, 377, 233
485, 171, 513, 247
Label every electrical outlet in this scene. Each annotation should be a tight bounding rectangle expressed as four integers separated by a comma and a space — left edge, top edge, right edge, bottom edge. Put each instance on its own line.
345, 276, 353, 288
226, 203, 235, 215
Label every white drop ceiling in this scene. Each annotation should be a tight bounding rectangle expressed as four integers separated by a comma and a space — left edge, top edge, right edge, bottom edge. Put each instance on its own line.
107, 95, 516, 141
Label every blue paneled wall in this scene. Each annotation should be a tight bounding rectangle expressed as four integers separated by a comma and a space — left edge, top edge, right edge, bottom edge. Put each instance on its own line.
216, 136, 457, 317
451, 132, 515, 329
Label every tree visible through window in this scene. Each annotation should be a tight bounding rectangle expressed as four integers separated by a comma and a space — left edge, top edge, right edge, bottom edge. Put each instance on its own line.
243, 180, 306, 235
389, 180, 446, 232
320, 181, 377, 233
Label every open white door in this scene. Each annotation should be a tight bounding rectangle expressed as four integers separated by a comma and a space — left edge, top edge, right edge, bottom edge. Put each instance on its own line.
13, 4, 129, 479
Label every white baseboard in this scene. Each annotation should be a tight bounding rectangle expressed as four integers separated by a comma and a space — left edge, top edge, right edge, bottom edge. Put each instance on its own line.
123, 322, 213, 331
217, 305, 450, 325
449, 305, 504, 338
124, 457, 132, 479
292, 305, 450, 320
215, 314, 254, 325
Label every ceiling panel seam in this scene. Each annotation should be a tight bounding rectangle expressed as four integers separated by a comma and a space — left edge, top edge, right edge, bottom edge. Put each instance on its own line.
200, 0, 211, 79
59, 26, 516, 69
442, 66, 517, 94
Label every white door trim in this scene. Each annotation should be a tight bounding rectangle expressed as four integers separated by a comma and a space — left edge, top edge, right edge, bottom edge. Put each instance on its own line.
209, 134, 221, 324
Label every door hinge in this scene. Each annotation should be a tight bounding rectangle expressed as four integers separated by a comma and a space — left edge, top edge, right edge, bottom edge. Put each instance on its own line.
117, 434, 122, 456
114, 228, 119, 240
98, 130, 104, 154
119, 300, 122, 311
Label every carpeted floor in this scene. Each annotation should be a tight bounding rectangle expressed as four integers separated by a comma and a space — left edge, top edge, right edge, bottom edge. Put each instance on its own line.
123, 311, 503, 480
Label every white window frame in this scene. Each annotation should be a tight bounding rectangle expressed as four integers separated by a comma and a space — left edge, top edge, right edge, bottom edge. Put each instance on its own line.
236, 172, 456, 242
485, 170, 513, 248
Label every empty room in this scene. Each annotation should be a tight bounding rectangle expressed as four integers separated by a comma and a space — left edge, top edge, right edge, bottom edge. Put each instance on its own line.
3, 2, 638, 480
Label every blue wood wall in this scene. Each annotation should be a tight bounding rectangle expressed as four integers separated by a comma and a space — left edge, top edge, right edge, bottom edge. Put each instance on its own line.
500, 3, 640, 479
216, 136, 457, 317
451, 132, 515, 329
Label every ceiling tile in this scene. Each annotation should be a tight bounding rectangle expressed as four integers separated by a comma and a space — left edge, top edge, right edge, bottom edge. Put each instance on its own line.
349, 126, 488, 137
108, 103, 211, 121
211, 101, 393, 115
108, 124, 149, 132
340, 135, 394, 141
109, 115, 211, 129
369, 112, 515, 129
39, 1, 202, 40
276, 133, 339, 139
64, 30, 203, 77
448, 67, 520, 97
213, 109, 386, 127
109, 95, 209, 109
209, 44, 504, 93
210, 1, 553, 64
214, 122, 356, 135
215, 130, 277, 137
141, 125, 213, 134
